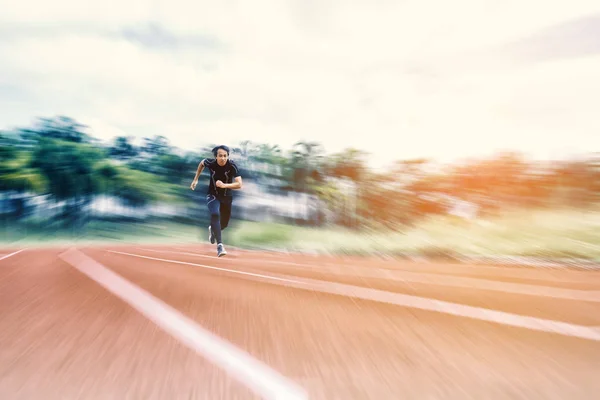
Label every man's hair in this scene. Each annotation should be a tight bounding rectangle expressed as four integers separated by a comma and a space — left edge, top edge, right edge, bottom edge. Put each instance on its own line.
212, 145, 230, 157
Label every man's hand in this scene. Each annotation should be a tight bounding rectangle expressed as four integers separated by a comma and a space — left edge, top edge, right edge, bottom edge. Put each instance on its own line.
216, 180, 225, 188
190, 180, 198, 190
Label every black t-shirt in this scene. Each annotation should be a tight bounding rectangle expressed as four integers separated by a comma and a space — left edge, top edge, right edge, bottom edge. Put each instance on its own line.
202, 158, 241, 197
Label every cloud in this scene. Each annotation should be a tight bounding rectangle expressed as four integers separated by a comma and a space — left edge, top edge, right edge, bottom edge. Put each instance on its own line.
0, 22, 223, 52
119, 23, 223, 51
498, 14, 600, 64
1, 0, 600, 169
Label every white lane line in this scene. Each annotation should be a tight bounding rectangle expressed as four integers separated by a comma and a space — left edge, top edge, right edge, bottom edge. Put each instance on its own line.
0, 249, 26, 261
59, 248, 308, 400
346, 268, 600, 302
108, 250, 306, 285
276, 276, 600, 342
139, 248, 219, 260
142, 247, 600, 302
171, 247, 353, 270
171, 247, 600, 284
112, 250, 600, 342
176, 245, 290, 257
146, 247, 321, 269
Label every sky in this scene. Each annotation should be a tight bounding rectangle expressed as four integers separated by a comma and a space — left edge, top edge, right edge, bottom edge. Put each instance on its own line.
1, 0, 600, 170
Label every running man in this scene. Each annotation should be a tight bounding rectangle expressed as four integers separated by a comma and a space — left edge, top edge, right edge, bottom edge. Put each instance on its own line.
190, 145, 243, 257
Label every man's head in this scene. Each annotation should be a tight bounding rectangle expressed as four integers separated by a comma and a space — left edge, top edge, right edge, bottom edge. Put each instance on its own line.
212, 145, 230, 166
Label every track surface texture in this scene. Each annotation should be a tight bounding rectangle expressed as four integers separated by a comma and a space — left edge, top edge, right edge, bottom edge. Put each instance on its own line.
1, 243, 600, 399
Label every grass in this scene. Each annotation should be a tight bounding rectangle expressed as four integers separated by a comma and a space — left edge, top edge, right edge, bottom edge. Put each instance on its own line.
2, 209, 600, 261
0, 218, 201, 247
229, 208, 600, 260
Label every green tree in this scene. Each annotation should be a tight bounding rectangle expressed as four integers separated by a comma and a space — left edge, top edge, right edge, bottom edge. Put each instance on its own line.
109, 136, 139, 160
28, 116, 91, 143
0, 134, 46, 219
250, 143, 286, 187
142, 135, 171, 156
30, 138, 103, 224
111, 168, 156, 207
155, 153, 191, 184
233, 140, 255, 159
92, 161, 154, 207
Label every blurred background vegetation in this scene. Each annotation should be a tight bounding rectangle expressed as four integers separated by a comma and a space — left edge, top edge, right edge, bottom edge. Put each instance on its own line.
1, 115, 599, 260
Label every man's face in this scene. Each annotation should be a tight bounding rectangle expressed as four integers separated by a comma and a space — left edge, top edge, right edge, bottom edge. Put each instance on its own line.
216, 149, 228, 166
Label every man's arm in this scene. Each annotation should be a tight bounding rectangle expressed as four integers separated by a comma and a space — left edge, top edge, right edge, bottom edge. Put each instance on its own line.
216, 176, 242, 190
190, 160, 205, 190
225, 176, 243, 190
219, 162, 243, 190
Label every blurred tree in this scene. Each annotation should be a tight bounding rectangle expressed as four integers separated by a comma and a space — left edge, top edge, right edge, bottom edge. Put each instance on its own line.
255, 143, 284, 171
155, 153, 190, 184
248, 143, 286, 189
588, 153, 600, 203
30, 138, 103, 224
233, 140, 255, 159
109, 136, 139, 160
5, 113, 600, 230
327, 148, 365, 182
20, 116, 91, 143
554, 158, 599, 207
111, 168, 156, 207
0, 160, 45, 194
288, 140, 324, 192
142, 135, 171, 156
324, 148, 367, 228
0, 134, 46, 219
92, 161, 119, 194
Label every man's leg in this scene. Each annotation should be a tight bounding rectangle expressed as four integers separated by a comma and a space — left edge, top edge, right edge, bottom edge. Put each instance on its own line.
220, 197, 233, 231
214, 198, 232, 257
207, 195, 222, 245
